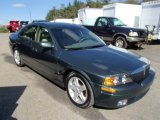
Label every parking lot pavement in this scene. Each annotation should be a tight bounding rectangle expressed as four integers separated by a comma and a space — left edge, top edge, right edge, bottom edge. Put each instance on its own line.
0, 33, 159, 120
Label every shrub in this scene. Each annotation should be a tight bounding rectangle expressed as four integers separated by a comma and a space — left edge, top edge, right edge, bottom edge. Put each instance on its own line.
0, 26, 9, 33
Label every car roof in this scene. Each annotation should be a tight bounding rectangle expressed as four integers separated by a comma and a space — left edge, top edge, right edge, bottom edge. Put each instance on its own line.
99, 17, 117, 19
30, 22, 82, 29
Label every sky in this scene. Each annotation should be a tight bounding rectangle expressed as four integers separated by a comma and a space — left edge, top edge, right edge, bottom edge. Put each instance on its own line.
0, 0, 86, 25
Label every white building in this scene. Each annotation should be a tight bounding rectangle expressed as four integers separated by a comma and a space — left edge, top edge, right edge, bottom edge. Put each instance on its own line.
50, 18, 81, 24
140, 0, 160, 35
78, 7, 103, 25
103, 3, 142, 27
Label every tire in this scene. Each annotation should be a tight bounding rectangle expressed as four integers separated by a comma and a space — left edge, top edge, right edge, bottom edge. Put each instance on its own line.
114, 36, 128, 48
9, 27, 13, 33
13, 48, 25, 67
66, 72, 94, 108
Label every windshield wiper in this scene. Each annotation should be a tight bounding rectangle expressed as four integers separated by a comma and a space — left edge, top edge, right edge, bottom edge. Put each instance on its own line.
66, 45, 105, 50
66, 47, 86, 50
86, 44, 105, 49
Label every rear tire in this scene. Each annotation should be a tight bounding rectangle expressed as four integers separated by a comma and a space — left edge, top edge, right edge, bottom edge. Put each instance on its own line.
114, 36, 128, 48
66, 72, 94, 108
13, 48, 25, 67
9, 27, 13, 33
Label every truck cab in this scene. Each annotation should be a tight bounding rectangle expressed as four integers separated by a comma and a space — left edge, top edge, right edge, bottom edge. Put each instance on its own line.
6, 21, 20, 32
84, 17, 147, 48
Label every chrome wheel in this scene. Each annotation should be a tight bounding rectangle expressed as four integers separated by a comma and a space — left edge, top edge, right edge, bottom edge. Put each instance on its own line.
68, 77, 88, 104
14, 50, 20, 65
115, 39, 124, 48
114, 36, 128, 48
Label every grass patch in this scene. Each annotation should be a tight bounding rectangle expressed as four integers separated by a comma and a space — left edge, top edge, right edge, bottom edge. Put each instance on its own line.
0, 26, 9, 33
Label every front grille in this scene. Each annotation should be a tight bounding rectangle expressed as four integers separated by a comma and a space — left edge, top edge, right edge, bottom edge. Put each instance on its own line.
138, 31, 147, 38
130, 65, 150, 83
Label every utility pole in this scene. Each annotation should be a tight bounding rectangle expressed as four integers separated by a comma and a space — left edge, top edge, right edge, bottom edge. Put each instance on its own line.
53, 6, 56, 20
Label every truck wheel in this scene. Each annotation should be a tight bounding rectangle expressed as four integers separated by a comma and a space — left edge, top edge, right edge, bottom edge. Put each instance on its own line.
9, 27, 13, 33
114, 36, 128, 48
66, 72, 94, 108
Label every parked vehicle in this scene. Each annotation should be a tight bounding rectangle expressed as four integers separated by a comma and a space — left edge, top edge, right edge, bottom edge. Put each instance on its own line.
145, 25, 156, 44
140, 1, 160, 41
20, 21, 29, 28
9, 22, 155, 108
32, 20, 48, 23
6, 21, 20, 32
83, 17, 147, 48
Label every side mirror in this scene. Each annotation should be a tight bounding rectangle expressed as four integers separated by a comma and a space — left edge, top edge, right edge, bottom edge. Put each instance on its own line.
40, 38, 54, 48
40, 40, 54, 52
41, 41, 53, 48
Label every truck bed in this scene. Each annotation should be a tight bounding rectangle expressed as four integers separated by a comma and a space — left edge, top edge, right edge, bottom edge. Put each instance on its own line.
83, 25, 95, 32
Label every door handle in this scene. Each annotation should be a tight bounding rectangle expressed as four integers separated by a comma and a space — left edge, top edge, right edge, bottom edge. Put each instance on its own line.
32, 48, 38, 52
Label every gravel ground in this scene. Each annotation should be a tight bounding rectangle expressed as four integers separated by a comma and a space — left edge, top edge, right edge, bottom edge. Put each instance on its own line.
0, 33, 159, 120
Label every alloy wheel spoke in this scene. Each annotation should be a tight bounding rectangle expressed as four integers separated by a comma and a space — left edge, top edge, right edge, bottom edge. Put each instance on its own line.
78, 85, 86, 92
74, 77, 80, 87
73, 91, 79, 101
68, 84, 77, 91
79, 92, 86, 102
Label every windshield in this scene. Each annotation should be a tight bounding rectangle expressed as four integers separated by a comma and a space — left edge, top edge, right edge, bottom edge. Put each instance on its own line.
52, 26, 106, 50
108, 18, 126, 26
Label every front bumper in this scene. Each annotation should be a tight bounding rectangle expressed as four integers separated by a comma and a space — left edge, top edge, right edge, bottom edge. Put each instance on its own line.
93, 70, 155, 108
127, 37, 146, 43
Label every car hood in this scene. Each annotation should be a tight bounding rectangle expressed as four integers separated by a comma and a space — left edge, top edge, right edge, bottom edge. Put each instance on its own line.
61, 45, 149, 76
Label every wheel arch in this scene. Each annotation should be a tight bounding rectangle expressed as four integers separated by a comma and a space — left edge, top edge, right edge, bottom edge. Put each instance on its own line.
63, 67, 95, 107
113, 33, 127, 42
12, 44, 17, 54
63, 68, 94, 89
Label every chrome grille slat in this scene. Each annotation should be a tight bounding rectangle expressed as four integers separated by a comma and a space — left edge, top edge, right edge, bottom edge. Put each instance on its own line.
130, 65, 150, 83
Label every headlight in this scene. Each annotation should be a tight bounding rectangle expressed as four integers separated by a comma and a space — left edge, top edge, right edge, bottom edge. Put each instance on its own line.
103, 74, 133, 86
129, 31, 138, 37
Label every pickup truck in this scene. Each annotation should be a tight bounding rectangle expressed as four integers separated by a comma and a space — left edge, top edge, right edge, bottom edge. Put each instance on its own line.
20, 21, 29, 28
6, 21, 20, 32
83, 17, 147, 48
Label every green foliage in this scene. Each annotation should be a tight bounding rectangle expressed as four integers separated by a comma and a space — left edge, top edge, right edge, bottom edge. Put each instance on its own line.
125, 0, 155, 4
0, 26, 8, 33
141, 0, 155, 2
125, 0, 139, 4
46, 0, 110, 21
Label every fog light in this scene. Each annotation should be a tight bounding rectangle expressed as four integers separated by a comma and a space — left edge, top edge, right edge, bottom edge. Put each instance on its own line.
117, 99, 128, 106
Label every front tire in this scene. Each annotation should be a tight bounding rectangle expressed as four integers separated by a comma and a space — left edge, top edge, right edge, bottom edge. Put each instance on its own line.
13, 48, 25, 67
114, 36, 128, 48
66, 72, 94, 108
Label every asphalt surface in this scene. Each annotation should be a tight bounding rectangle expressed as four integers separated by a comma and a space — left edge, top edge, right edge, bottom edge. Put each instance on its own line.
0, 33, 160, 120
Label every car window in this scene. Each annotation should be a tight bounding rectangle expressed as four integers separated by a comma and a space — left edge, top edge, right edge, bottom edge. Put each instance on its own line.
108, 18, 126, 26
52, 26, 106, 49
97, 18, 108, 27
37, 27, 52, 44
20, 26, 37, 40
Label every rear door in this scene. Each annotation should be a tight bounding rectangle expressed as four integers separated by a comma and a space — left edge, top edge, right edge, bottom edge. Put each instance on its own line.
18, 25, 38, 66
30, 26, 61, 82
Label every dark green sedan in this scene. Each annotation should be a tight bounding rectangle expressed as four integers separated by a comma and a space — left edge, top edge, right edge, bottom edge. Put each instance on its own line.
9, 22, 155, 108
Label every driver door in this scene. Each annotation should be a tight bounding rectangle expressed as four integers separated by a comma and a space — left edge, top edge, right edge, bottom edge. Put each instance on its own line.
30, 27, 60, 82
94, 17, 114, 42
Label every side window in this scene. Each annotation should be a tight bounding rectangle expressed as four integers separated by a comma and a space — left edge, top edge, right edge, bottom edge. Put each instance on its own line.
97, 18, 108, 27
20, 26, 37, 40
37, 27, 52, 44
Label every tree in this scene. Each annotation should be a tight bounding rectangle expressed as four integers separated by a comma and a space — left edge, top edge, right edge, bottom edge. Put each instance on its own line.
125, 0, 138, 4
46, 0, 110, 21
